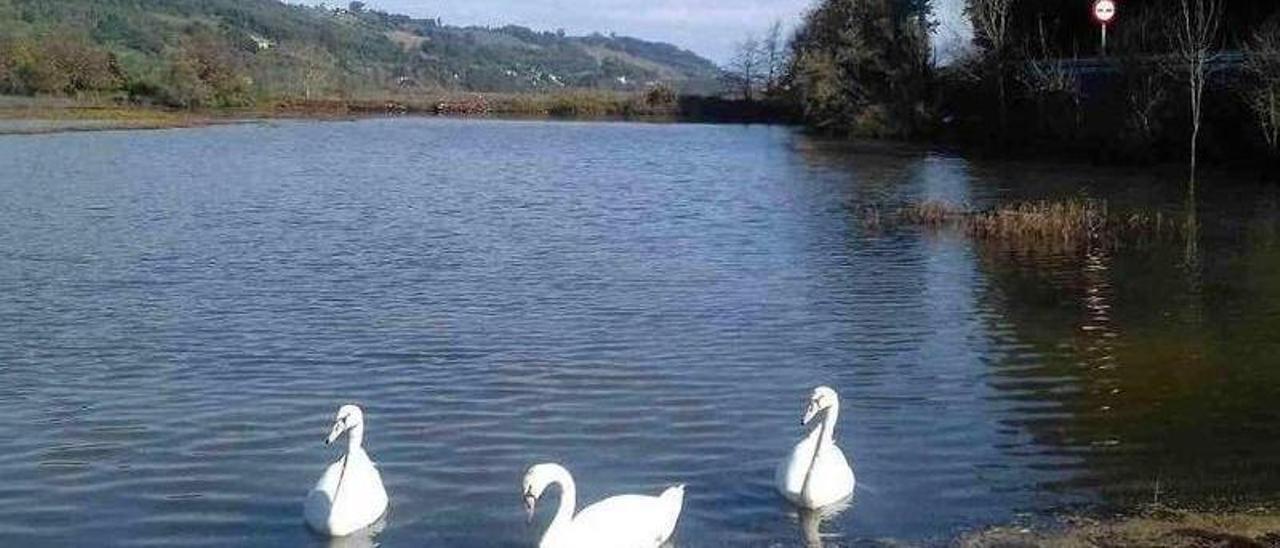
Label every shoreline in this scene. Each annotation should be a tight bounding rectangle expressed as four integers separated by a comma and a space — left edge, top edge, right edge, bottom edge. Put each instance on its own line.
3, 100, 1270, 182
0, 110, 696, 136
962, 506, 1280, 547
0, 93, 795, 136
0, 108, 765, 136
0, 104, 266, 135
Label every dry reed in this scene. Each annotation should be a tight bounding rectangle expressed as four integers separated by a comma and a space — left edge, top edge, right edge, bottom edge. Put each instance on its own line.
870, 199, 1185, 250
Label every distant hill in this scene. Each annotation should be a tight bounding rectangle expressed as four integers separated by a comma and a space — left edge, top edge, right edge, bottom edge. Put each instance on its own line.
0, 0, 723, 106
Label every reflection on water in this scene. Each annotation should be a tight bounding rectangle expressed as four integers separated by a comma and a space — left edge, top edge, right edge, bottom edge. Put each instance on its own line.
794, 497, 853, 547
323, 516, 386, 548
0, 119, 1277, 546
974, 197, 1280, 508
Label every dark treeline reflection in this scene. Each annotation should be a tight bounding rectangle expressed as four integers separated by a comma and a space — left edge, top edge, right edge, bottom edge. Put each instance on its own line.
791, 136, 1280, 512
973, 190, 1280, 508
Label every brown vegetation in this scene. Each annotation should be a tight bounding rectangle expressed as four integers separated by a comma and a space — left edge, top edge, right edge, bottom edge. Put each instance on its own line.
866, 199, 1184, 250
0, 86, 705, 134
0, 33, 123, 96
962, 507, 1280, 548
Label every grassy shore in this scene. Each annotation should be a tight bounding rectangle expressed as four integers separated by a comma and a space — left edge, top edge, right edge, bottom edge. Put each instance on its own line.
963, 507, 1280, 547
0, 96, 212, 134
0, 91, 791, 134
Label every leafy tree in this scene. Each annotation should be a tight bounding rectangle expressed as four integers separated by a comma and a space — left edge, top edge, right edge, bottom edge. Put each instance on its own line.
0, 49, 9, 89
48, 34, 125, 93
791, 48, 852, 131
788, 0, 935, 136
0, 34, 121, 95
159, 29, 251, 107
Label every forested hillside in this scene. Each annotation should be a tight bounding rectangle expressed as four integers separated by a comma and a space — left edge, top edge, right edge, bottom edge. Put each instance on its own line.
0, 0, 722, 107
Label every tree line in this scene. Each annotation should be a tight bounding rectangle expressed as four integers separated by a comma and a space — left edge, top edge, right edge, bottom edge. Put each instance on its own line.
0, 0, 725, 108
0, 28, 253, 107
721, 0, 1280, 169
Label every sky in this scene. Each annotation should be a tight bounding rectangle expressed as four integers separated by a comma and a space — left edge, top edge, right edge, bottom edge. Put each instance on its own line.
344, 0, 972, 63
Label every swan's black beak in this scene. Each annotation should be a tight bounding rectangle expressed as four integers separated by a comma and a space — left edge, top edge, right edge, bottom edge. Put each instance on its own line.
802, 402, 820, 426
523, 493, 536, 524
325, 419, 345, 445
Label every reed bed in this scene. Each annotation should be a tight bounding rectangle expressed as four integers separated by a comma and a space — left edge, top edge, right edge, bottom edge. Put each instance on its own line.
866, 199, 1186, 250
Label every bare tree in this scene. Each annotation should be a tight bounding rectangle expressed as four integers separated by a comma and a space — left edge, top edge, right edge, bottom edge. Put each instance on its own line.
1019, 18, 1081, 137
761, 20, 785, 95
1243, 24, 1280, 155
301, 48, 334, 100
969, 0, 1014, 133
1166, 0, 1223, 181
1124, 65, 1168, 151
1117, 8, 1168, 154
723, 35, 762, 101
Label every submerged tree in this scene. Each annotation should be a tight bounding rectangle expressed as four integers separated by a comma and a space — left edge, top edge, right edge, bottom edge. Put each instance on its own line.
788, 0, 934, 136
1166, 0, 1224, 182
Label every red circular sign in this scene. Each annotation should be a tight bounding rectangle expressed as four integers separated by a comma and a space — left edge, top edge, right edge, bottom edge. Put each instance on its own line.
1093, 0, 1117, 24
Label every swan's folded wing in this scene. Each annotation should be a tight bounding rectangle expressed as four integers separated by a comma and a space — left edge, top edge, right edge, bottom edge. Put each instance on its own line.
311, 460, 344, 495
305, 460, 343, 533
777, 436, 818, 499
304, 453, 389, 536
570, 495, 675, 547
806, 445, 855, 505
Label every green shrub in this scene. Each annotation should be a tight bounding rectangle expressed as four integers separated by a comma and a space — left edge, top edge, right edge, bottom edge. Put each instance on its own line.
0, 33, 124, 95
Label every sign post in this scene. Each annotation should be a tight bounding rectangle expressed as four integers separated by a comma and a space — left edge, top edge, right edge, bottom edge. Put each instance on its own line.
1093, 0, 1117, 56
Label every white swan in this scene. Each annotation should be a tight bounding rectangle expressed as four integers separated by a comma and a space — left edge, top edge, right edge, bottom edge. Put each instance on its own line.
521, 463, 685, 548
776, 386, 855, 509
305, 405, 390, 537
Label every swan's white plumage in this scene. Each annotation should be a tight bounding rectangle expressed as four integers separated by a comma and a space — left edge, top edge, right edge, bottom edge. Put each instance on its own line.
305, 405, 389, 537
776, 386, 855, 509
523, 463, 684, 548
550, 489, 685, 548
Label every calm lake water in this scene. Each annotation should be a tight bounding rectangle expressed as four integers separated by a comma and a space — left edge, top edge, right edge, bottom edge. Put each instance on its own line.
1, 118, 1278, 546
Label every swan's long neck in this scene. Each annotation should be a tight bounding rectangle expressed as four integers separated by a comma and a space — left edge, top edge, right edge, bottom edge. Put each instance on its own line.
821, 402, 838, 445
801, 402, 837, 497
545, 467, 577, 543
347, 423, 364, 453
334, 423, 364, 502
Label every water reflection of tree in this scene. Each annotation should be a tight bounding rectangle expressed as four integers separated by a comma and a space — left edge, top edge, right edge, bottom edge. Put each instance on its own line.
789, 137, 934, 206
974, 216, 1280, 509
